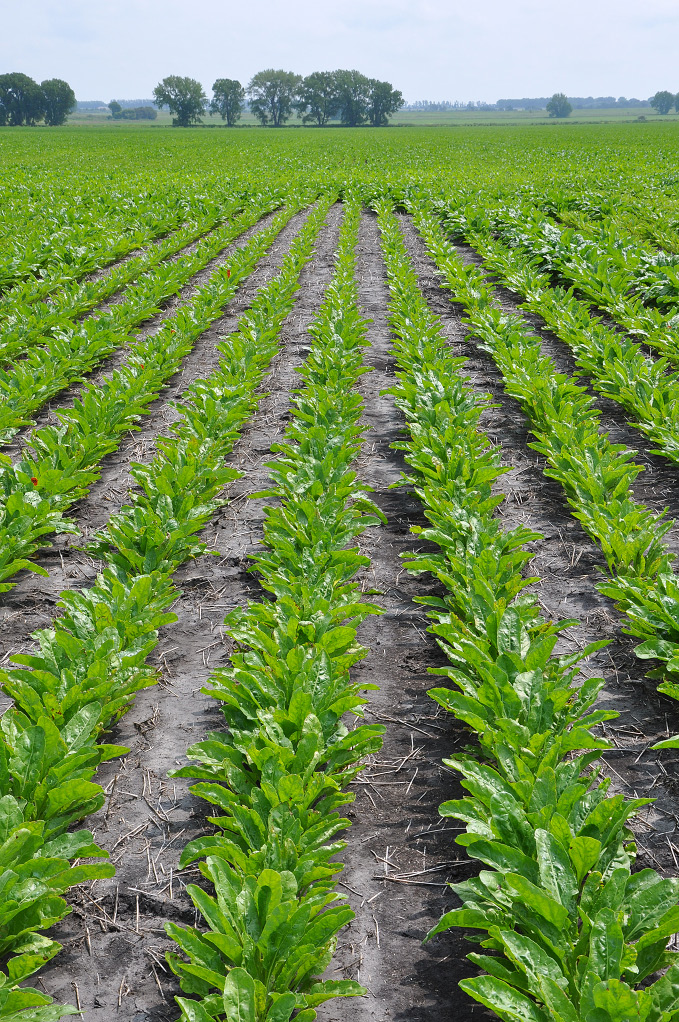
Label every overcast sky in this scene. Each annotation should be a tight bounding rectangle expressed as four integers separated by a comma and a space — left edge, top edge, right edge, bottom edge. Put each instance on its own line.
3, 0, 678, 103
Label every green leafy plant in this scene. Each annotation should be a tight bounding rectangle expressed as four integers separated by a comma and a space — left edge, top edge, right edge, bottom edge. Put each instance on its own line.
167, 199, 384, 1021
0, 195, 336, 1015
374, 196, 679, 1022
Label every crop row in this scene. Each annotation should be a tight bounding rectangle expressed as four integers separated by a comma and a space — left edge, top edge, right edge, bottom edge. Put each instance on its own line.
374, 197, 679, 1022
0, 191, 251, 363
435, 201, 679, 466
0, 183, 220, 300
528, 183, 679, 254
0, 196, 333, 1018
406, 199, 679, 704
163, 198, 385, 1022
0, 195, 312, 593
0, 189, 286, 437
488, 204, 679, 359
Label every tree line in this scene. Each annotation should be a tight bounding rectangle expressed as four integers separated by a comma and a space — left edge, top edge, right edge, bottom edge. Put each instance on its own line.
152, 70, 403, 128
0, 73, 76, 126
107, 101, 157, 121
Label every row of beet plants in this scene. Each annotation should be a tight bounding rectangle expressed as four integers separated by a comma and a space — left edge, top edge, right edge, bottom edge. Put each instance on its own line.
487, 202, 679, 359
409, 199, 679, 704
164, 198, 384, 1022
0, 189, 254, 363
0, 189, 288, 433
374, 196, 679, 1022
0, 183, 204, 299
527, 183, 679, 254
433, 200, 679, 466
0, 198, 333, 1019
0, 194, 314, 593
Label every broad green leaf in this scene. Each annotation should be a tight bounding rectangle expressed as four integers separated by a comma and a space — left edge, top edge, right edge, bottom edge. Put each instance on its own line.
461, 975, 550, 1022
222, 968, 256, 1022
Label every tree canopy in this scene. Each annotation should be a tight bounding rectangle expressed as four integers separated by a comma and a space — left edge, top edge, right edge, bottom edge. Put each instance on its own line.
651, 90, 675, 115
295, 72, 340, 127
367, 80, 404, 126
247, 70, 302, 127
211, 78, 245, 126
334, 69, 372, 127
546, 92, 573, 118
0, 73, 46, 126
153, 76, 206, 127
41, 79, 76, 126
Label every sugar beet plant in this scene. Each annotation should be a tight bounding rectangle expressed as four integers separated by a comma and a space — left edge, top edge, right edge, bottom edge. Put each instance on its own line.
434, 200, 679, 467
0, 190, 284, 439
0, 194, 320, 595
375, 198, 679, 1022
0, 191, 251, 365
0, 199, 333, 1018
165, 199, 385, 1022
405, 198, 679, 704
490, 205, 679, 356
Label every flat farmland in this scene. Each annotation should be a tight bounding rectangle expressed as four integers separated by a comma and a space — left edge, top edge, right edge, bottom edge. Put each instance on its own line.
2, 122, 679, 1021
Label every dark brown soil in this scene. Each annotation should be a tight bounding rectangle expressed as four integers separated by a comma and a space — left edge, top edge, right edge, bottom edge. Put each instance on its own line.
316, 212, 475, 1022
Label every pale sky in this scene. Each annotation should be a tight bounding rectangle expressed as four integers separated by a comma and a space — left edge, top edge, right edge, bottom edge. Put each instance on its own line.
3, 0, 678, 103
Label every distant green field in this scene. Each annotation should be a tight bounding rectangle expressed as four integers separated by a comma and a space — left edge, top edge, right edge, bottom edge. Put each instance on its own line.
67, 105, 672, 128
393, 106, 665, 125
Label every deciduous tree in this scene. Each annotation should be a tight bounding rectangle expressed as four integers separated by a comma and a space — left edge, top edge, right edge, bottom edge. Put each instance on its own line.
211, 78, 245, 126
651, 90, 675, 115
546, 92, 573, 118
367, 80, 403, 126
153, 76, 206, 127
295, 71, 339, 126
0, 73, 45, 126
334, 70, 371, 127
41, 79, 76, 126
247, 69, 301, 127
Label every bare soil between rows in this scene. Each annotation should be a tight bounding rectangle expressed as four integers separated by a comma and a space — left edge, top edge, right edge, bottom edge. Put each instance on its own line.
2, 206, 679, 1021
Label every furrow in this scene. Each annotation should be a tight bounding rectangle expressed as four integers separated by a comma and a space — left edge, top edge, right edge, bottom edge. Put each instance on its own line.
316, 209, 467, 1021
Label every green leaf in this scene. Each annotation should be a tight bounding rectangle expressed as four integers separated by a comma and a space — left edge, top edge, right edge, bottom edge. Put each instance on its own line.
222, 968, 256, 1022
461, 975, 550, 1022
589, 909, 624, 981
590, 978, 644, 1021
505, 873, 569, 930
569, 836, 602, 884
264, 992, 297, 1021
176, 998, 218, 1022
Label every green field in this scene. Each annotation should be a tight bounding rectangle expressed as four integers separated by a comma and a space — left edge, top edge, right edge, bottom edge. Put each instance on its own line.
4, 122, 679, 1022
67, 104, 672, 128
6, 118, 679, 192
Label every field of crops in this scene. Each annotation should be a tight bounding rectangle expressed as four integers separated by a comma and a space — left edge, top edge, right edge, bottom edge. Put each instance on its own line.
3, 121, 679, 1021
